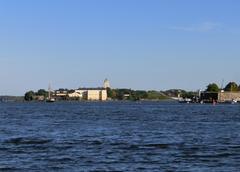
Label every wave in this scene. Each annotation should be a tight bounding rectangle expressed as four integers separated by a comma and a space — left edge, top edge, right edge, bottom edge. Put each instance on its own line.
4, 137, 52, 145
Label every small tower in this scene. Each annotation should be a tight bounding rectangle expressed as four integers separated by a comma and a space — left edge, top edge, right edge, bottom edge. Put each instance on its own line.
103, 79, 110, 89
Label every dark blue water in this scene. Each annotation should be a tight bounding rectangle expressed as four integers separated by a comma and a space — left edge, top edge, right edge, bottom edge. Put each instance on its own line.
0, 102, 240, 171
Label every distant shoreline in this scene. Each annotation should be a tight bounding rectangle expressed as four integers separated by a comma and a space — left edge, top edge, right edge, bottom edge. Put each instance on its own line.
0, 96, 173, 103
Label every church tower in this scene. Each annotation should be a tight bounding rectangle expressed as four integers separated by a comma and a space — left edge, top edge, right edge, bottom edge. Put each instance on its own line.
103, 79, 110, 89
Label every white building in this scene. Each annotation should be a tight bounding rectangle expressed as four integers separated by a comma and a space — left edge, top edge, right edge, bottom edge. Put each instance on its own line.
86, 89, 107, 101
68, 92, 82, 98
68, 88, 107, 101
64, 79, 109, 101
68, 90, 86, 99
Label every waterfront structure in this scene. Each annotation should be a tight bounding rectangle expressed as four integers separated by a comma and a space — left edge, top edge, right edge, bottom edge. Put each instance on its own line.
68, 90, 85, 99
68, 89, 107, 101
100, 90, 107, 100
218, 91, 240, 102
55, 90, 68, 97
85, 89, 107, 101
201, 91, 240, 102
53, 90, 68, 101
68, 88, 107, 101
68, 91, 82, 98
53, 79, 109, 101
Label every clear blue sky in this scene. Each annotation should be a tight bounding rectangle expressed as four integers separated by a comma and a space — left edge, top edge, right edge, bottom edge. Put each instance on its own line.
0, 0, 240, 95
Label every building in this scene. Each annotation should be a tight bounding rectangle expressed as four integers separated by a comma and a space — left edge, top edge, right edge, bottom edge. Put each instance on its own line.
79, 88, 107, 101
100, 90, 107, 100
218, 91, 240, 102
201, 91, 240, 103
200, 92, 218, 103
54, 79, 109, 101
68, 88, 107, 101
76, 79, 109, 100
68, 90, 85, 99
55, 90, 68, 97
68, 92, 81, 98
86, 89, 107, 101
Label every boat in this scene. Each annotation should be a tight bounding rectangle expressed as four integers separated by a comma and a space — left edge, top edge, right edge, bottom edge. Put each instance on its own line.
46, 84, 55, 103
46, 98, 55, 103
178, 98, 192, 103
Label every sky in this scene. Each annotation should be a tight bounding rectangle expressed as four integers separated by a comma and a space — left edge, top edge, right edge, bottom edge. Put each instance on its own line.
0, 0, 240, 95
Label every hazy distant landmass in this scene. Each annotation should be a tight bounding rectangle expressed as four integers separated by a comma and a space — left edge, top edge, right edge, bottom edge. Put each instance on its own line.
0, 96, 24, 102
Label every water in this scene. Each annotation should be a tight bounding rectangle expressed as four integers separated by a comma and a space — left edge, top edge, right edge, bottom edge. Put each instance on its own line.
0, 101, 240, 171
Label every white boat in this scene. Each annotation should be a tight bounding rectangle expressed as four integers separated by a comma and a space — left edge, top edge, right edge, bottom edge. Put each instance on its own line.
46, 84, 55, 103
231, 99, 238, 104
46, 98, 55, 103
178, 98, 192, 103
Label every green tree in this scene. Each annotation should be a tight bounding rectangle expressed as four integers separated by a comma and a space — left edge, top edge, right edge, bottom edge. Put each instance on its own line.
206, 83, 219, 92
36, 89, 48, 97
133, 90, 148, 100
107, 88, 113, 98
181, 91, 197, 99
68, 89, 75, 94
114, 89, 132, 100
224, 82, 239, 92
24, 91, 35, 101
106, 88, 117, 99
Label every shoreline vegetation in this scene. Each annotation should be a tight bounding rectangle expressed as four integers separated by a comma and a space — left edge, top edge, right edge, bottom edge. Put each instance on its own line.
1, 81, 240, 103
22, 88, 172, 102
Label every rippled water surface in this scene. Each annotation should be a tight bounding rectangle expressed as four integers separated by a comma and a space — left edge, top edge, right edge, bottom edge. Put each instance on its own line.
0, 101, 240, 171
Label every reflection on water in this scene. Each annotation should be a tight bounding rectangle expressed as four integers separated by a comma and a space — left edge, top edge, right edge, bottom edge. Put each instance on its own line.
0, 102, 240, 171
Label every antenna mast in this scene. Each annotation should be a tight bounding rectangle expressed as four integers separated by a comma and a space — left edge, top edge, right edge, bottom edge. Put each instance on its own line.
221, 79, 225, 90
48, 83, 51, 99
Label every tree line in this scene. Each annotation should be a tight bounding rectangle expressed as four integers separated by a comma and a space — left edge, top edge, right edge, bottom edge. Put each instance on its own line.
107, 88, 168, 101
24, 89, 48, 101
24, 88, 169, 101
206, 82, 240, 92
24, 82, 240, 101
